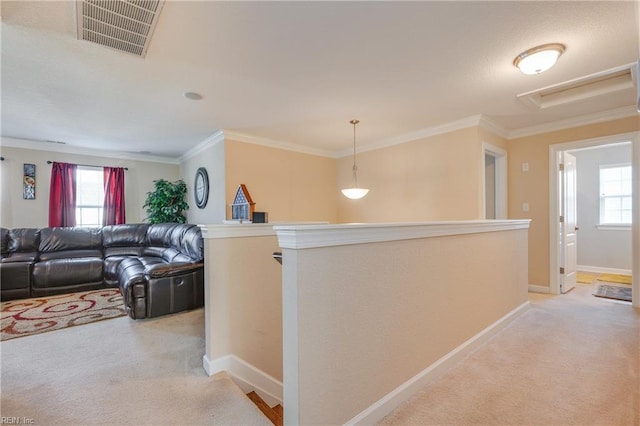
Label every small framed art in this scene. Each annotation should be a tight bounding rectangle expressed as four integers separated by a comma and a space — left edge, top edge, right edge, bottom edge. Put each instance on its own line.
23, 163, 36, 199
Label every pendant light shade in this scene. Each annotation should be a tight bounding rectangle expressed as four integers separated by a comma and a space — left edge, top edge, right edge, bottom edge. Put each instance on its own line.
341, 187, 369, 199
341, 119, 369, 200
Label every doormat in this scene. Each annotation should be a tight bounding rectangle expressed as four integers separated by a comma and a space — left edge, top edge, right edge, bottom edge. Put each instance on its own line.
1, 288, 126, 341
593, 284, 632, 302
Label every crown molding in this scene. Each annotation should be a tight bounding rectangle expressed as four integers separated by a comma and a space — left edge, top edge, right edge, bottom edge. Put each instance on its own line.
223, 130, 335, 158
508, 105, 639, 140
478, 115, 510, 139
0, 136, 180, 164
335, 115, 492, 158
179, 130, 225, 162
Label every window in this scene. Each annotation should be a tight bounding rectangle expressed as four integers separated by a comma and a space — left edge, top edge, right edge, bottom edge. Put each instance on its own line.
76, 167, 104, 227
599, 164, 631, 225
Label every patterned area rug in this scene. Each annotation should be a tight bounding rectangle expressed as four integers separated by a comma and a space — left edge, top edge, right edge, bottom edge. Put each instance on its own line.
1, 288, 126, 341
593, 284, 632, 302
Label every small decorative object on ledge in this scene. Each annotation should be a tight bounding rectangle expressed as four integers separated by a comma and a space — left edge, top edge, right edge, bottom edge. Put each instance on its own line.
23, 163, 36, 200
252, 211, 268, 223
231, 184, 255, 222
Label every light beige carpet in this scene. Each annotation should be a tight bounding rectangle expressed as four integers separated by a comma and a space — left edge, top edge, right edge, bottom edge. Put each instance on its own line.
0, 308, 271, 425
379, 284, 640, 425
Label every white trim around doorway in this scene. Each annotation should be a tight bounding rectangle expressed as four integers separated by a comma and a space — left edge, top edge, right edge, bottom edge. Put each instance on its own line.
482, 143, 508, 220
548, 131, 639, 308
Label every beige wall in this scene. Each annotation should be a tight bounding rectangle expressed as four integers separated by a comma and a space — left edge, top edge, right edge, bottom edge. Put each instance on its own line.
225, 140, 338, 223
280, 224, 529, 424
204, 233, 283, 382
0, 143, 180, 228
180, 140, 226, 225
337, 127, 486, 222
508, 116, 640, 287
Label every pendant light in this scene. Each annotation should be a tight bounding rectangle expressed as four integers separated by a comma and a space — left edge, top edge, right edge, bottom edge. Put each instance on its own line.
341, 119, 369, 200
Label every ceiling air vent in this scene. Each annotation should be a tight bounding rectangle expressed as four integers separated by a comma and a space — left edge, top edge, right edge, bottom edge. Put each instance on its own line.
76, 0, 165, 57
517, 64, 637, 110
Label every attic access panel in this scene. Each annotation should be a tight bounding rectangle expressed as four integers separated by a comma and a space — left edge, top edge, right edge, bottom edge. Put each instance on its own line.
517, 64, 636, 110
76, 0, 165, 57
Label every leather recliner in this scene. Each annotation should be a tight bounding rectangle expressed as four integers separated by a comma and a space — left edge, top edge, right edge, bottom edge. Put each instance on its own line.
0, 223, 204, 320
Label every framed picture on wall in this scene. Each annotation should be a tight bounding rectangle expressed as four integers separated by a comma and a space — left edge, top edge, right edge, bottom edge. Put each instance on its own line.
23, 163, 36, 199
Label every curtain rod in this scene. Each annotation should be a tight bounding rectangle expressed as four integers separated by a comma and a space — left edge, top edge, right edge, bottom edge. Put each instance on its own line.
46, 160, 128, 171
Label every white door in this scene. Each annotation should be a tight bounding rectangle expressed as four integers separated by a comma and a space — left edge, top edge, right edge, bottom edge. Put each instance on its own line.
560, 152, 578, 293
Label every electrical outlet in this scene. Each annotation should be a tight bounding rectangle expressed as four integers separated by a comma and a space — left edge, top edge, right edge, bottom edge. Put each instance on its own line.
522, 163, 529, 172
522, 202, 529, 212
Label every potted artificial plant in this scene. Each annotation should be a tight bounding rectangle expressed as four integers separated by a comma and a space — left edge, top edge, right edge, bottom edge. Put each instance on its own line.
143, 179, 189, 224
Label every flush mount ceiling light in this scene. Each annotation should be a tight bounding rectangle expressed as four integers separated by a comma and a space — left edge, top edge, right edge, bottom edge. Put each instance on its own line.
341, 119, 369, 200
514, 43, 566, 75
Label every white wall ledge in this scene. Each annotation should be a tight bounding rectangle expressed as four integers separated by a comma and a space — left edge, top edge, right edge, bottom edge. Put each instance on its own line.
200, 223, 279, 239
199, 222, 327, 239
275, 220, 531, 249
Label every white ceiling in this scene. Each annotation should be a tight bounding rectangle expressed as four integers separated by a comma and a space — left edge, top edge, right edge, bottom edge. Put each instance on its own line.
1, 1, 639, 159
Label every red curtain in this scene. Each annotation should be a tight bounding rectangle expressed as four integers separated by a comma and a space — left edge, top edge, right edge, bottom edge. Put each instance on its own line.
48, 162, 77, 227
103, 167, 126, 225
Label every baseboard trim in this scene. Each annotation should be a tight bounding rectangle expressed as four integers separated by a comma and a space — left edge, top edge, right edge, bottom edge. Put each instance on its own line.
203, 354, 283, 407
528, 285, 551, 294
344, 300, 530, 425
577, 265, 632, 276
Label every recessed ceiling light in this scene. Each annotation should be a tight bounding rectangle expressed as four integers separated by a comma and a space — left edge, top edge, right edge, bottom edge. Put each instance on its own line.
184, 92, 203, 100
514, 43, 566, 75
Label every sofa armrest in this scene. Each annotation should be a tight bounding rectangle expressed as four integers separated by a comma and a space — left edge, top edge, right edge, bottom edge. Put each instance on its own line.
144, 262, 203, 279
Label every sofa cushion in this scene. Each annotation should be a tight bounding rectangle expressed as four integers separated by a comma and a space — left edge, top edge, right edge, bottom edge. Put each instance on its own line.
39, 249, 103, 261
1, 228, 8, 257
143, 224, 203, 262
146, 224, 180, 247
8, 228, 40, 253
137, 256, 166, 270
0, 262, 31, 291
102, 224, 149, 248
175, 225, 204, 261
104, 247, 145, 258
103, 253, 142, 285
39, 227, 102, 253
118, 257, 147, 319
32, 257, 103, 288
1, 253, 39, 263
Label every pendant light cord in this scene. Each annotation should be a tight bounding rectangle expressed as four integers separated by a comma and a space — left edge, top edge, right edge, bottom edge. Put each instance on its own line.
350, 119, 360, 186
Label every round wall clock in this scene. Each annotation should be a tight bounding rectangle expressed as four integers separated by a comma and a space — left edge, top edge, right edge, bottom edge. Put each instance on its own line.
194, 167, 209, 209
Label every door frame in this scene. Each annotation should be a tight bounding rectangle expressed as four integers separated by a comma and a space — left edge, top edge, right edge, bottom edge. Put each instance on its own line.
482, 143, 507, 219
549, 131, 639, 307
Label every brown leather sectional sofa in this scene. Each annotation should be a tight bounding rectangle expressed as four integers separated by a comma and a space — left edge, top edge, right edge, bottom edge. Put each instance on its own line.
0, 223, 204, 319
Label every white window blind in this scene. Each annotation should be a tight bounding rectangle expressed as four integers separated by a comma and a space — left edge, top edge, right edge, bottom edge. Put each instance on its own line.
76, 167, 104, 227
599, 164, 632, 225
